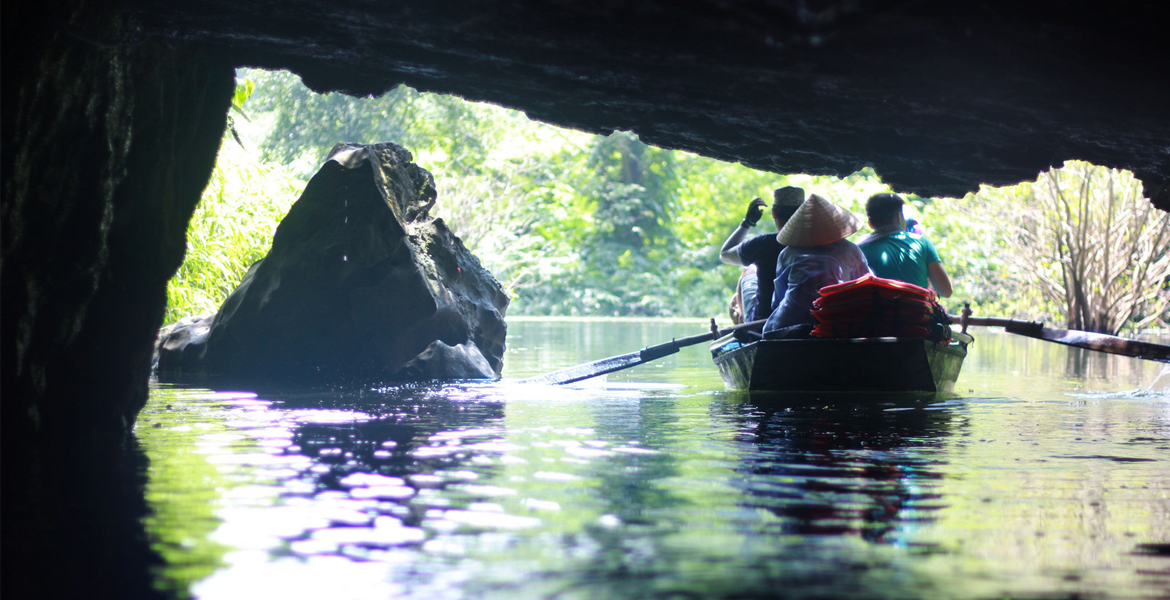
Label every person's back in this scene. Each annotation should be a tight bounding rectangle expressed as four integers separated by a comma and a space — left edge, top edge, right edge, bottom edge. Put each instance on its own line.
731, 233, 782, 321
770, 238, 869, 329
860, 230, 938, 289
858, 193, 952, 297
763, 195, 870, 336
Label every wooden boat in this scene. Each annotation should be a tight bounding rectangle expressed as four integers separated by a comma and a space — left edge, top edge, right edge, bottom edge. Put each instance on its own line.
710, 331, 973, 393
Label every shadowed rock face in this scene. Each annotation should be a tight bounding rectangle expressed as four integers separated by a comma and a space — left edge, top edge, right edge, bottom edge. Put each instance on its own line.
156, 143, 508, 384
3, 1, 1169, 462
2, 4, 234, 454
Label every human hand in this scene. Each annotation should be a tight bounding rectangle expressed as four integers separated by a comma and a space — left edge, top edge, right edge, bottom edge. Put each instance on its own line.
743, 198, 766, 226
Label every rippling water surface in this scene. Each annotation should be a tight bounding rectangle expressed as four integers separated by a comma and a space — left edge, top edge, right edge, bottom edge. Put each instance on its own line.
138, 319, 1170, 599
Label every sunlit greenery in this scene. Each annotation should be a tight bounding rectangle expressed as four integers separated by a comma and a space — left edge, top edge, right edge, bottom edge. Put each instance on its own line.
166, 69, 1169, 332
943, 162, 1170, 334
164, 80, 305, 325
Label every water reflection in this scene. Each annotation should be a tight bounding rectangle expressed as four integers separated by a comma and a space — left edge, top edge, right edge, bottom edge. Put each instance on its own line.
1150, 365, 1170, 392
6, 438, 165, 600
722, 395, 953, 543
136, 384, 522, 598
585, 389, 684, 522
128, 322, 1170, 599
279, 385, 508, 560
560, 388, 689, 594
964, 328, 1167, 391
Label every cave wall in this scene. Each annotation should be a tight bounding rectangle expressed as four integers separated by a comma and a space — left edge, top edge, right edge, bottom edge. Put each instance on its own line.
2, 2, 234, 476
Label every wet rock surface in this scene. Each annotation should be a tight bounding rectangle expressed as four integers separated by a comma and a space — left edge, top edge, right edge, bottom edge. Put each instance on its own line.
156, 143, 508, 383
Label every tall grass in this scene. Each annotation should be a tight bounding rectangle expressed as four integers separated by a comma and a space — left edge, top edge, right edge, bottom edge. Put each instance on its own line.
164, 141, 306, 325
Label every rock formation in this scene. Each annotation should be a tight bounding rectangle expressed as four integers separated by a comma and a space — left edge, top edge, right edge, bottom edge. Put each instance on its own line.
156, 143, 507, 383
3, 3, 234, 455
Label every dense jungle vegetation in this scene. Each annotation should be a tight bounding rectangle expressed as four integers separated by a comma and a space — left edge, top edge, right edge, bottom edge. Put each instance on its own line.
167, 70, 1170, 335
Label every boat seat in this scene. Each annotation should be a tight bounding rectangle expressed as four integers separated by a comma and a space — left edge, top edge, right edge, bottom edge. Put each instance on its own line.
761, 323, 814, 340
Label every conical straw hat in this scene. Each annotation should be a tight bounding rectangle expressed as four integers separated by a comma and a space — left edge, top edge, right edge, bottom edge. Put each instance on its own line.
775, 194, 864, 247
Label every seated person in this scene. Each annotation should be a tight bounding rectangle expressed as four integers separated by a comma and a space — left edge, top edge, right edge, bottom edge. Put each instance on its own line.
719, 186, 804, 323
763, 195, 871, 337
858, 193, 952, 297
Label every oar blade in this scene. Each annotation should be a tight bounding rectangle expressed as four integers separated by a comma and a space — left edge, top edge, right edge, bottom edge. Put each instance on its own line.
519, 350, 648, 385
1018, 325, 1170, 363
519, 319, 762, 386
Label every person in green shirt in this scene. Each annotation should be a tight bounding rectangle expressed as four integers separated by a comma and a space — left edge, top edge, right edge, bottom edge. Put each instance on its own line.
858, 193, 953, 297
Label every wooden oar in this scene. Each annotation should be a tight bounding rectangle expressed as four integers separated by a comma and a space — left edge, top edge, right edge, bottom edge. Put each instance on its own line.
952, 310, 1170, 363
521, 319, 765, 385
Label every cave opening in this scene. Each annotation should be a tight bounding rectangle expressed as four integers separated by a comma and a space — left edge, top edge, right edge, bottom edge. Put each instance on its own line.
177, 68, 933, 328
172, 69, 1170, 342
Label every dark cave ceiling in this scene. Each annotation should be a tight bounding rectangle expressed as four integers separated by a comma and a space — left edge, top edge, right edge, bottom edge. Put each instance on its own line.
129, 0, 1170, 207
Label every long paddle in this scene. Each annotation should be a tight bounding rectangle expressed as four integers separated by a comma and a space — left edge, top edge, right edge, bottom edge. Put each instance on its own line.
521, 319, 765, 385
952, 309, 1170, 363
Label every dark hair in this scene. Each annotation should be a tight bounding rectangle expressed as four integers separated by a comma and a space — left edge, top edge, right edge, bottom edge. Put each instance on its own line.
771, 186, 804, 222
772, 204, 800, 222
865, 193, 904, 225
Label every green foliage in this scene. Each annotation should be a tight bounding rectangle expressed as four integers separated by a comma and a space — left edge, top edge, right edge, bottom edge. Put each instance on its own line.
246, 70, 518, 180
585, 132, 676, 247
920, 195, 1048, 319
232, 78, 254, 109
224, 77, 255, 148
164, 104, 305, 324
166, 69, 906, 322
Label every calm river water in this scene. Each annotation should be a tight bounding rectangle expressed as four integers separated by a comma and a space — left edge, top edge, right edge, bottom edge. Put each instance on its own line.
138, 319, 1170, 599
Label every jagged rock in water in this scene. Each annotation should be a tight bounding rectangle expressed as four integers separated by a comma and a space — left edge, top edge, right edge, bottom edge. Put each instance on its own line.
395, 341, 497, 381
156, 142, 507, 383
154, 314, 213, 370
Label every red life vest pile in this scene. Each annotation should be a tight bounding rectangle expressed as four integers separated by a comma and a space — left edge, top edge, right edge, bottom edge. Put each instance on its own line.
810, 274, 946, 339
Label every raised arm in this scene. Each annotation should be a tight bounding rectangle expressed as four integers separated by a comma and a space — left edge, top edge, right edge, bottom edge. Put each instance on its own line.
720, 198, 766, 265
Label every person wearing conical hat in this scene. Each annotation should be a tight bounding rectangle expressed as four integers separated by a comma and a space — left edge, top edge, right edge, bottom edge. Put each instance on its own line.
763, 194, 871, 336
719, 186, 805, 323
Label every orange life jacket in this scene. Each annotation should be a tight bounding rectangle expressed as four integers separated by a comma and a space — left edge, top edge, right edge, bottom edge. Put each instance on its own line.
809, 273, 946, 339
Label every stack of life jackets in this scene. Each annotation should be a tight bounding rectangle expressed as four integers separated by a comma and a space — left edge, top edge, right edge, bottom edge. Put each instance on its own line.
810, 274, 951, 341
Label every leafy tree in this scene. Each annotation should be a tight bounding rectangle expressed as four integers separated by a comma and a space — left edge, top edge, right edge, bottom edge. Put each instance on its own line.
585, 132, 676, 248
946, 161, 1170, 334
246, 69, 511, 179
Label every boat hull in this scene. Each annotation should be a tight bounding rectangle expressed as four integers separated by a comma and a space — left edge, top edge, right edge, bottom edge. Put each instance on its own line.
711, 336, 969, 393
